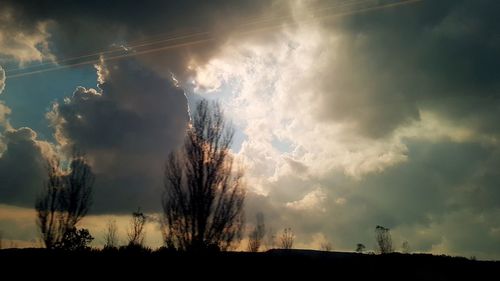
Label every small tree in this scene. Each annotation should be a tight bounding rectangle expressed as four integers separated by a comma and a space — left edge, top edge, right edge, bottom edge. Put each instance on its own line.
375, 225, 393, 254
247, 213, 265, 252
162, 100, 246, 251
320, 241, 332, 252
104, 219, 119, 249
264, 228, 276, 251
401, 240, 410, 254
35, 153, 94, 249
127, 208, 146, 247
279, 228, 294, 250
356, 243, 366, 253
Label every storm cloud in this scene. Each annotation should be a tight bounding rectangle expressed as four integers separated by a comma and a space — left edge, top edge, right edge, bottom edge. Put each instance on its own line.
0, 127, 54, 207
1, 0, 290, 80
48, 58, 189, 213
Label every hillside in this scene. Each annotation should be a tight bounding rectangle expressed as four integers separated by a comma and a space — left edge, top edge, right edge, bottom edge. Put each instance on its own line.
1, 248, 498, 280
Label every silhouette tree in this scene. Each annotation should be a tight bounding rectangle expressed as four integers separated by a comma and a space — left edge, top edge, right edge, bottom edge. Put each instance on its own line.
127, 208, 146, 247
0, 230, 3, 249
264, 227, 276, 250
162, 100, 245, 251
104, 219, 119, 249
247, 212, 265, 252
35, 153, 94, 249
401, 240, 410, 254
375, 225, 393, 254
320, 241, 332, 252
279, 228, 294, 250
356, 243, 366, 253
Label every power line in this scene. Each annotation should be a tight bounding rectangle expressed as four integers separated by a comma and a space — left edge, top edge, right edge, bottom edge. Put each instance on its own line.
4, 0, 423, 79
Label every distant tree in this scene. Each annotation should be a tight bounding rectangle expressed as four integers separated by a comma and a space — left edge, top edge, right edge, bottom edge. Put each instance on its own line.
104, 219, 119, 249
320, 241, 333, 252
162, 100, 246, 251
375, 225, 393, 254
279, 228, 294, 250
247, 213, 266, 252
356, 243, 366, 253
264, 227, 276, 251
127, 208, 146, 247
401, 240, 410, 254
55, 227, 93, 251
0, 230, 3, 249
35, 153, 94, 249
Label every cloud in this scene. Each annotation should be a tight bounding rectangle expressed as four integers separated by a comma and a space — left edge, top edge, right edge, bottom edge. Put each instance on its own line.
0, 8, 53, 64
286, 187, 326, 212
1, 0, 291, 81
323, 0, 500, 137
0, 65, 5, 93
0, 127, 55, 207
48, 57, 189, 213
190, 0, 500, 259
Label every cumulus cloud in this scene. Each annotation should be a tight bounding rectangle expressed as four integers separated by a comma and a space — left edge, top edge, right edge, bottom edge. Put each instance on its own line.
286, 187, 327, 212
190, 0, 500, 259
1, 0, 291, 81
0, 65, 5, 93
0, 8, 53, 64
0, 127, 55, 206
48, 57, 189, 213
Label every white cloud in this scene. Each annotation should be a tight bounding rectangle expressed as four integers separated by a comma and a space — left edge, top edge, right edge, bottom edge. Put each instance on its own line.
286, 187, 327, 212
0, 10, 54, 64
0, 65, 5, 93
193, 21, 410, 197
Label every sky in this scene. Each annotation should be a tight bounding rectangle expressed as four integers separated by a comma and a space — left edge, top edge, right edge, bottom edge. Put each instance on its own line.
1, 0, 500, 259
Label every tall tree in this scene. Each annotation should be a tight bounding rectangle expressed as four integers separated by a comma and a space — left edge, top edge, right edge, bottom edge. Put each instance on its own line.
127, 208, 147, 247
35, 153, 94, 249
375, 225, 393, 254
279, 228, 294, 250
162, 100, 245, 251
104, 219, 119, 249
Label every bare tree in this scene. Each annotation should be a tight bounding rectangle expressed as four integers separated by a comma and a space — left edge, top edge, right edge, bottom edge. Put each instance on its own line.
104, 219, 119, 249
401, 240, 410, 254
375, 225, 393, 254
264, 227, 276, 251
247, 212, 265, 252
279, 228, 294, 250
35, 153, 94, 249
162, 100, 246, 251
127, 208, 146, 247
356, 243, 366, 253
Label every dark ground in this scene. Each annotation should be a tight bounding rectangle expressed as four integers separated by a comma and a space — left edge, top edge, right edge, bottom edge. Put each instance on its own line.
1, 248, 498, 280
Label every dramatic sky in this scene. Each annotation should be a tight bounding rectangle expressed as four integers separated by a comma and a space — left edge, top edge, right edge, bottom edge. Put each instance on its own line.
1, 0, 500, 259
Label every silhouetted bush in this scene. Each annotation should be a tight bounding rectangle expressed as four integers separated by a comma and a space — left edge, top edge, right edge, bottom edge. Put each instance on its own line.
54, 227, 93, 251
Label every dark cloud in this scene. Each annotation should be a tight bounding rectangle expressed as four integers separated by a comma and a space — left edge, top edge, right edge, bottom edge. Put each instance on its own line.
313, 0, 500, 138
49, 58, 189, 213
2, 0, 290, 80
0, 127, 52, 206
